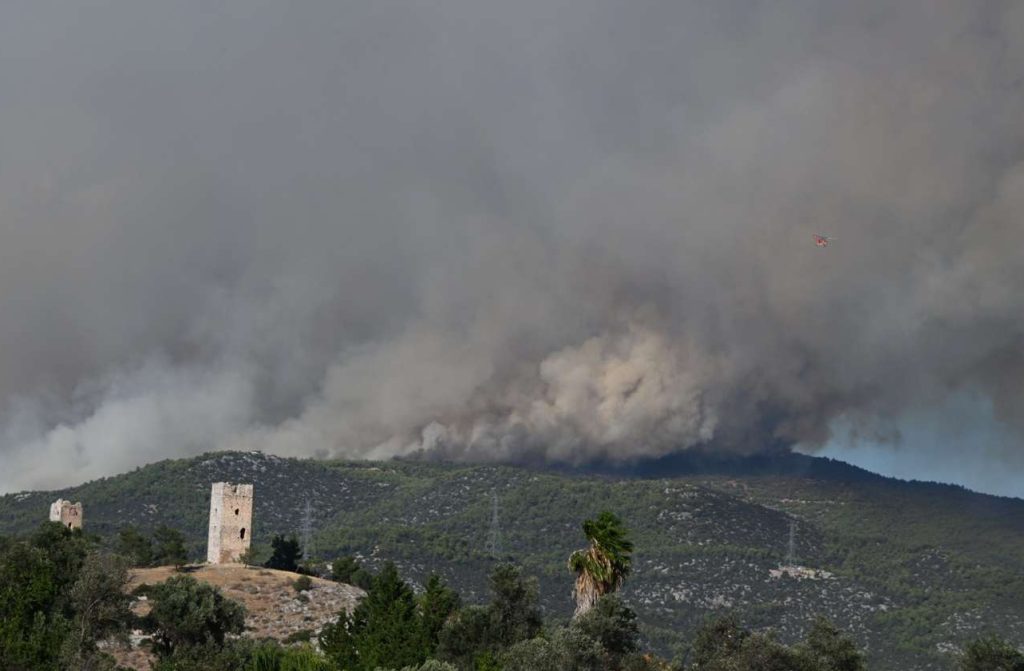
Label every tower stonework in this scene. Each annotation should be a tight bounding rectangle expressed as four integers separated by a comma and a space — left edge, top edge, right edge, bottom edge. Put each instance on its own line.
49, 499, 83, 530
207, 482, 253, 564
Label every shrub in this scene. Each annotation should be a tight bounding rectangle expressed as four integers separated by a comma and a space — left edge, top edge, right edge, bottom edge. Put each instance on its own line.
283, 629, 314, 644
331, 555, 373, 590
142, 575, 246, 657
958, 635, 1024, 671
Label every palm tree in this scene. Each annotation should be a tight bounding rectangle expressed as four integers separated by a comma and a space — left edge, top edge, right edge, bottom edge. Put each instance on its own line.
568, 511, 633, 617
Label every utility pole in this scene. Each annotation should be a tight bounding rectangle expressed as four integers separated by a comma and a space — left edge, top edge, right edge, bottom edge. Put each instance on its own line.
301, 498, 314, 561
486, 490, 502, 558
786, 518, 796, 566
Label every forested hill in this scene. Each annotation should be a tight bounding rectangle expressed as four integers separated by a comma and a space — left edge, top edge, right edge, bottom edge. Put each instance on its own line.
2, 450, 1023, 670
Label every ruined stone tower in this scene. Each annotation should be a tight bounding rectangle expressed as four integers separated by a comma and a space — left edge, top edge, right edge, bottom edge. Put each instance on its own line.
206, 482, 253, 564
49, 499, 83, 529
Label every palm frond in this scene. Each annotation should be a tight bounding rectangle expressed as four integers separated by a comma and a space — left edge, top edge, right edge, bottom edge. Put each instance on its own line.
569, 511, 634, 616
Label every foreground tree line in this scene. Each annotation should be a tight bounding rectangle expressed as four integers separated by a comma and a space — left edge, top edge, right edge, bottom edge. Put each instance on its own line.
1, 516, 1022, 671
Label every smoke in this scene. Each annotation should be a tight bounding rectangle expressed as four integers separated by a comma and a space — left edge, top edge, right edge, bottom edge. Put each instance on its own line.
240, 321, 720, 463
1, 1, 1023, 492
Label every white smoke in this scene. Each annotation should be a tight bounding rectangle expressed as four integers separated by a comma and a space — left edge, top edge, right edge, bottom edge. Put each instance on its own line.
0, 361, 255, 493
1, 0, 1023, 493
237, 322, 719, 464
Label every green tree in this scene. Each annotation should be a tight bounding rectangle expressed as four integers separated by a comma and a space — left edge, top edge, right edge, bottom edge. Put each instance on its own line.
688, 614, 867, 671
798, 617, 866, 671
318, 610, 357, 669
319, 562, 425, 671
293, 575, 313, 593
247, 640, 333, 671
59, 552, 133, 671
143, 574, 246, 657
487, 564, 543, 648
499, 595, 663, 671
419, 574, 461, 653
0, 525, 123, 671
30, 521, 91, 598
500, 627, 603, 671
395, 662, 459, 671
436, 564, 542, 668
150, 640, 254, 671
435, 606, 493, 670
331, 555, 373, 590
568, 512, 633, 617
689, 614, 749, 669
571, 595, 640, 666
265, 535, 303, 572
0, 540, 67, 671
689, 615, 806, 671
117, 527, 154, 567
725, 632, 808, 671
151, 526, 188, 568
958, 635, 1024, 671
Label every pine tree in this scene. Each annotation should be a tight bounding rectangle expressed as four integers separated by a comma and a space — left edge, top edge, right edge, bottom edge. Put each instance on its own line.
152, 526, 188, 568
117, 527, 154, 567
320, 562, 425, 671
419, 574, 461, 654
264, 535, 302, 572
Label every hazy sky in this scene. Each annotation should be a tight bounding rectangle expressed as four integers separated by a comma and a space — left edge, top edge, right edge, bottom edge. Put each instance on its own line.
1, 1, 1023, 496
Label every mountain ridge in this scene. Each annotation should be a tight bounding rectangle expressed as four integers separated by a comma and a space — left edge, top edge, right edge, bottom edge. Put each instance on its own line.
2, 450, 1023, 670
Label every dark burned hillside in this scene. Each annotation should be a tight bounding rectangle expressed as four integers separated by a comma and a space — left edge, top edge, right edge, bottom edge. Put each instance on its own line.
2, 451, 1023, 670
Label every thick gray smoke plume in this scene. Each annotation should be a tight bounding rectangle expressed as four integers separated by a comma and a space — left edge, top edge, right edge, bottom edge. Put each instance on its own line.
2, 1, 1024, 492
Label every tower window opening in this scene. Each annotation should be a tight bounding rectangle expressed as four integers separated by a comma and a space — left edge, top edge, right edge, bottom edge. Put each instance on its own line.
240, 528, 246, 540
234, 508, 239, 516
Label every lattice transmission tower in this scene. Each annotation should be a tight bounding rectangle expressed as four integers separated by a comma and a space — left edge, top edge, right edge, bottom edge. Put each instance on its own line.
301, 497, 315, 561
785, 518, 796, 565
485, 490, 503, 558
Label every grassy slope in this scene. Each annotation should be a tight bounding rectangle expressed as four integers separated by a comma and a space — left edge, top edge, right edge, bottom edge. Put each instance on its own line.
2, 451, 1023, 670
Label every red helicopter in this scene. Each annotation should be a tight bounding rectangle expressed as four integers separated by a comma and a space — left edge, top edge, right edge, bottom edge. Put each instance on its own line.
813, 234, 836, 247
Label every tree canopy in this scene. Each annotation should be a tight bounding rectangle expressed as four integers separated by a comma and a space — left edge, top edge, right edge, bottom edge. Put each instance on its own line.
142, 574, 246, 657
958, 635, 1024, 671
320, 561, 426, 671
264, 535, 303, 572
0, 523, 128, 671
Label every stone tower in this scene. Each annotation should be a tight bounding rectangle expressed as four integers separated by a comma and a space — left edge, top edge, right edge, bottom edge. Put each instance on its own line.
49, 499, 83, 530
206, 482, 253, 564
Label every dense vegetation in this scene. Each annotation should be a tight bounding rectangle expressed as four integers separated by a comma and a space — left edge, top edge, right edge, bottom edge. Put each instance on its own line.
2, 451, 1023, 669
1, 522, 133, 670
118, 526, 188, 568
1, 517, 1021, 670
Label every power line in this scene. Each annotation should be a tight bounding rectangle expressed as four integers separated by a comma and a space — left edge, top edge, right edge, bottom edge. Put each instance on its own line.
785, 518, 796, 566
486, 490, 502, 558
301, 497, 314, 560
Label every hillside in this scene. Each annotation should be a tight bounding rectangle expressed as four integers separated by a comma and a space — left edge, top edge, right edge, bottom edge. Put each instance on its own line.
2, 451, 1023, 670
128, 564, 363, 641
115, 564, 363, 670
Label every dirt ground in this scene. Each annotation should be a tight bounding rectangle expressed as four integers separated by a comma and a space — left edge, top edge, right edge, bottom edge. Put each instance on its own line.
110, 563, 364, 670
